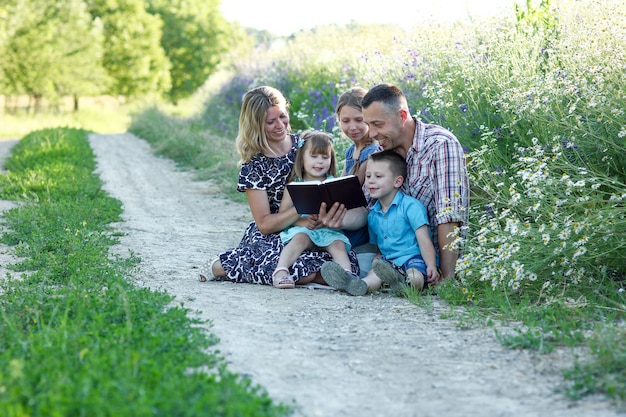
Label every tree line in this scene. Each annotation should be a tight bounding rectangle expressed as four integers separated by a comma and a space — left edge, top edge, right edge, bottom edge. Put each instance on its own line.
0, 0, 246, 110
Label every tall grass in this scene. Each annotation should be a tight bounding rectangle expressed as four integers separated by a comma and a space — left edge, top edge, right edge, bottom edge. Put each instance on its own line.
128, 106, 244, 202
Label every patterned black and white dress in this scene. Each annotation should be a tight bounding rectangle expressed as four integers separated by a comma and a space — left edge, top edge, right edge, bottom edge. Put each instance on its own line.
217, 135, 359, 285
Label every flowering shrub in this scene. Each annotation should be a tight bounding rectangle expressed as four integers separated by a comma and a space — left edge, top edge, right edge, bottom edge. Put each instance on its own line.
455, 134, 625, 299
201, 24, 402, 138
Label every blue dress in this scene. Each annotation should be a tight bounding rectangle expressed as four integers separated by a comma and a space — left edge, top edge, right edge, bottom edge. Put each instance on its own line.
216, 135, 359, 284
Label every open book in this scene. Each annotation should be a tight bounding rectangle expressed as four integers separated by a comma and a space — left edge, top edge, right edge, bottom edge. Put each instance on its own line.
286, 175, 367, 214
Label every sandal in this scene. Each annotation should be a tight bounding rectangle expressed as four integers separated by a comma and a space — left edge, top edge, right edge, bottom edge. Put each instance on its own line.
199, 258, 220, 282
272, 267, 295, 289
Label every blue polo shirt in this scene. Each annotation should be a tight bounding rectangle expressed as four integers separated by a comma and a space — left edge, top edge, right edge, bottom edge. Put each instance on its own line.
368, 191, 430, 267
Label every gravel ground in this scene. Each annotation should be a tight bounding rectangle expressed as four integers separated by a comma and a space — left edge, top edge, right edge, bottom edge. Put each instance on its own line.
1, 134, 623, 417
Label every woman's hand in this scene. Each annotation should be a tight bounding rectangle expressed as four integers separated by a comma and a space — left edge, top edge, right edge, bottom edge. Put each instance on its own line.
249, 188, 300, 234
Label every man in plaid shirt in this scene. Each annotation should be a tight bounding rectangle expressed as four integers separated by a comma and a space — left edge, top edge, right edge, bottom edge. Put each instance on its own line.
320, 83, 469, 290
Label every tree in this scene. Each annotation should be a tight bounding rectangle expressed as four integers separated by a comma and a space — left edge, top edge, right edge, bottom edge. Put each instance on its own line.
0, 0, 108, 111
86, 0, 171, 98
1, 0, 236, 105
0, 3, 9, 94
145, 0, 230, 103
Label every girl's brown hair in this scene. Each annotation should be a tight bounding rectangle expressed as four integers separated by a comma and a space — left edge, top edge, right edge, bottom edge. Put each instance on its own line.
335, 86, 367, 115
335, 87, 376, 174
289, 130, 337, 182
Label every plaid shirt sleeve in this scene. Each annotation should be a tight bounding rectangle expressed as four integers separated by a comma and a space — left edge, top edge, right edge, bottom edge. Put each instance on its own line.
405, 119, 470, 230
433, 134, 470, 226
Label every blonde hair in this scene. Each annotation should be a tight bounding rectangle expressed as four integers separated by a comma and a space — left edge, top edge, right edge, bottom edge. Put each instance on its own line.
236, 86, 291, 164
289, 130, 337, 182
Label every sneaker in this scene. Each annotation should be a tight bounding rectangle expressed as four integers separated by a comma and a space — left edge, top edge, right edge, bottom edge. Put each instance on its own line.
372, 259, 407, 294
321, 261, 368, 296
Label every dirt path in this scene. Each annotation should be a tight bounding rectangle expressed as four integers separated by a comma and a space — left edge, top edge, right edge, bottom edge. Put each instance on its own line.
1, 134, 622, 417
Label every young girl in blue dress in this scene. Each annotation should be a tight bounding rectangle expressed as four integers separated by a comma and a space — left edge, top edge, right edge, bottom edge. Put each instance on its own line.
272, 130, 356, 288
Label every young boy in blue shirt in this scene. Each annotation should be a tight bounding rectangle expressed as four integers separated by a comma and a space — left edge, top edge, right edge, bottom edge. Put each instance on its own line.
322, 150, 440, 295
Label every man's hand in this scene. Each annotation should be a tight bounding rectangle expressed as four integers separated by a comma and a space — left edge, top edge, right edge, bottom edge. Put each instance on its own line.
438, 222, 461, 282
318, 202, 347, 229
318, 204, 369, 231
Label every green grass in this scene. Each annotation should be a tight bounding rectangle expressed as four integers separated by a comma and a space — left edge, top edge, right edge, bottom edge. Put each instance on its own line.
0, 128, 292, 416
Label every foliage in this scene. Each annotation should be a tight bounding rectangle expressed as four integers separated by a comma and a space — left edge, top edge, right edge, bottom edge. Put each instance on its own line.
145, 0, 229, 104
0, 0, 243, 106
0, 0, 109, 107
0, 128, 292, 416
200, 23, 404, 138
85, 0, 171, 98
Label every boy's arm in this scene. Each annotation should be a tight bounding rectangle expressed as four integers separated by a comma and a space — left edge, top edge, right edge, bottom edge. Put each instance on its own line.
415, 225, 440, 284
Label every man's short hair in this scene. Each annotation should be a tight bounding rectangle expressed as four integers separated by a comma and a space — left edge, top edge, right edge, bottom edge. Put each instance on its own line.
362, 83, 405, 110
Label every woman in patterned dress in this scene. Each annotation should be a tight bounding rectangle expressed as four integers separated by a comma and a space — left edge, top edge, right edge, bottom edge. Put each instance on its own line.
199, 86, 359, 285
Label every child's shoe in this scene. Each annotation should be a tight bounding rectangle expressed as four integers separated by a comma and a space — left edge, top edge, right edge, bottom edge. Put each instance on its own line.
272, 267, 296, 289
321, 261, 367, 296
372, 259, 407, 295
